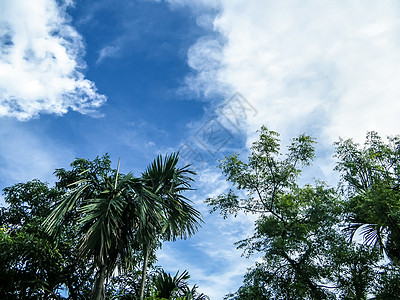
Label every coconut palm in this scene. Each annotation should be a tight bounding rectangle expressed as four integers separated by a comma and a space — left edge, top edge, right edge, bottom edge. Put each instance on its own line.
138, 153, 203, 300
43, 159, 162, 300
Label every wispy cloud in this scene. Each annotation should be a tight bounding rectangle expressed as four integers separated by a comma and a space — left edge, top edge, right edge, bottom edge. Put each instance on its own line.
162, 0, 220, 10
184, 0, 400, 145
156, 1, 400, 297
96, 45, 120, 65
0, 0, 106, 120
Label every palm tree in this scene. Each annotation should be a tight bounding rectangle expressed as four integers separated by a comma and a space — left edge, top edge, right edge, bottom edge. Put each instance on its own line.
152, 270, 190, 299
43, 159, 162, 300
43, 154, 202, 300
138, 153, 203, 300
151, 269, 209, 300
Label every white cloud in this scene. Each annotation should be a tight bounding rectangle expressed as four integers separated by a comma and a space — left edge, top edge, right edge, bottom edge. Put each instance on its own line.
185, 0, 400, 145
159, 2, 400, 297
183, 37, 229, 98
96, 45, 120, 65
0, 0, 106, 120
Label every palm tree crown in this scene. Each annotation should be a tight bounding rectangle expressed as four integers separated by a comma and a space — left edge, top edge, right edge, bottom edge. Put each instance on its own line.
43, 153, 202, 300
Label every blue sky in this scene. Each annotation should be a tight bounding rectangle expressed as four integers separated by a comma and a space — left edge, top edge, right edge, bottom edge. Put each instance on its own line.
2, 0, 400, 298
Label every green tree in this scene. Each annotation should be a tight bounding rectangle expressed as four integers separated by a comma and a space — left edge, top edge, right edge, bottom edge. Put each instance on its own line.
105, 267, 159, 299
0, 180, 93, 299
373, 264, 400, 299
335, 132, 400, 263
207, 127, 381, 299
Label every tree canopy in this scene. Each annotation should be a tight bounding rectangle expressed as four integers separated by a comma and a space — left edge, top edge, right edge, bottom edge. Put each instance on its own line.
0, 153, 207, 300
2, 128, 400, 299
207, 127, 400, 299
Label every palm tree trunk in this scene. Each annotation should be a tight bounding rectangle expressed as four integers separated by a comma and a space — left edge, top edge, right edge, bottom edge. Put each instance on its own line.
93, 265, 106, 300
139, 245, 150, 300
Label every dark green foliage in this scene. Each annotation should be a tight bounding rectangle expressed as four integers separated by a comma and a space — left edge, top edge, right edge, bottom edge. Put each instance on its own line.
0, 180, 93, 299
206, 126, 317, 219
209, 127, 398, 300
137, 153, 203, 300
152, 270, 190, 298
335, 132, 400, 263
141, 153, 202, 242
149, 269, 209, 300
105, 267, 156, 299
6, 126, 400, 299
0, 153, 207, 300
44, 155, 166, 299
54, 154, 114, 192
373, 264, 400, 299
0, 228, 63, 299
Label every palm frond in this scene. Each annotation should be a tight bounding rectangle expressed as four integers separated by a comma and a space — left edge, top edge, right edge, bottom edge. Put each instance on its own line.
141, 153, 202, 241
42, 179, 91, 236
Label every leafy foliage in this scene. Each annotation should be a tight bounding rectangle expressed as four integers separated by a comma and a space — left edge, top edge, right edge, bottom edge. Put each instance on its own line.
5, 127, 400, 299
0, 180, 93, 299
335, 132, 400, 263
149, 269, 209, 300
208, 127, 397, 299
0, 154, 207, 300
141, 153, 202, 242
138, 153, 203, 300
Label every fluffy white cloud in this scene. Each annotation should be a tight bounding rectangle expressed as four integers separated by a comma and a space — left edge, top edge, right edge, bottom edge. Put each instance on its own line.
186, 0, 400, 145
0, 0, 106, 120
161, 2, 400, 297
